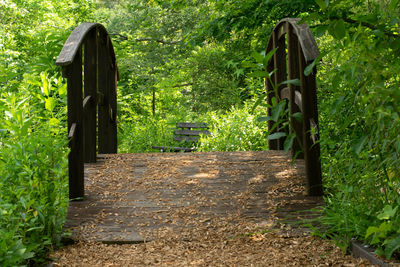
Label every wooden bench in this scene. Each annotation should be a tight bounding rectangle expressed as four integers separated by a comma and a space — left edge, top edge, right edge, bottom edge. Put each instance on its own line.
152, 122, 210, 152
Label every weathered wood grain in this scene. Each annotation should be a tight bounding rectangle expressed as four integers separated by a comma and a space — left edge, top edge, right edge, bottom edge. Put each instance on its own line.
151, 146, 196, 152
174, 129, 211, 136
56, 23, 119, 199
286, 22, 304, 159
273, 26, 289, 150
65, 48, 84, 199
98, 32, 118, 154
56, 23, 99, 66
176, 122, 209, 129
83, 28, 97, 163
63, 151, 323, 244
265, 18, 322, 196
173, 135, 200, 142
299, 46, 323, 196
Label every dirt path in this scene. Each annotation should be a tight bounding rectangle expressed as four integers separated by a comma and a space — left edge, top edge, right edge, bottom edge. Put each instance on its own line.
51, 151, 371, 266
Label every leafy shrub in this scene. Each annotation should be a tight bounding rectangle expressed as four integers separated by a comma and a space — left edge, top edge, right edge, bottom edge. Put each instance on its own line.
308, 1, 400, 258
197, 105, 269, 152
118, 116, 175, 153
0, 91, 68, 266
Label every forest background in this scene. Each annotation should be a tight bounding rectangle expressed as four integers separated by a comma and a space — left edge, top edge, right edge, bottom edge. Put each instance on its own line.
0, 0, 399, 265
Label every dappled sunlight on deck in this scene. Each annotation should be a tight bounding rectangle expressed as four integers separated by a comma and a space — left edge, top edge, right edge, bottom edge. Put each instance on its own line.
64, 151, 322, 244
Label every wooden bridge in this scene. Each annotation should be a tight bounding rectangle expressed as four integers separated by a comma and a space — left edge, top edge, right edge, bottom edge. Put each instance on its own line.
56, 19, 323, 244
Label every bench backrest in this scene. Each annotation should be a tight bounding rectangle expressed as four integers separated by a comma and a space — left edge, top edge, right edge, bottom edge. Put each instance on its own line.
173, 122, 210, 142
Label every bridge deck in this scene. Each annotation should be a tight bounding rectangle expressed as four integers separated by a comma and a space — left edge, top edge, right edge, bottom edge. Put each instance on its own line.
64, 151, 322, 244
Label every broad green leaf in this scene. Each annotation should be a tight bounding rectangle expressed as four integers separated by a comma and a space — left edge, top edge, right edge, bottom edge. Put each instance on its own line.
21, 250, 35, 260
257, 116, 272, 122
353, 135, 368, 154
263, 48, 278, 67
251, 93, 266, 113
385, 234, 400, 259
329, 19, 346, 40
284, 134, 296, 153
16, 247, 26, 256
49, 118, 60, 126
40, 72, 50, 96
315, 25, 329, 37
292, 112, 303, 123
330, 95, 345, 115
271, 101, 286, 122
389, 0, 400, 11
45, 97, 56, 112
304, 60, 317, 76
377, 205, 398, 220
365, 226, 379, 238
234, 68, 244, 77
378, 221, 393, 236
251, 51, 265, 64
315, 0, 327, 10
241, 61, 261, 68
248, 71, 270, 78
281, 79, 301, 86
268, 132, 286, 140
304, 52, 325, 76
58, 83, 67, 96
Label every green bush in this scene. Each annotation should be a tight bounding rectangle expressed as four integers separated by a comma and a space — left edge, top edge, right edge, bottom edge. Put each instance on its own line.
309, 1, 400, 258
118, 117, 175, 153
197, 105, 269, 152
0, 93, 68, 266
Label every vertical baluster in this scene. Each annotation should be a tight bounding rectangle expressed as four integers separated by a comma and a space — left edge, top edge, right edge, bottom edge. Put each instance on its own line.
266, 41, 278, 150
83, 28, 98, 162
273, 26, 288, 150
107, 35, 117, 153
98, 31, 109, 154
98, 32, 118, 154
65, 48, 84, 199
286, 22, 304, 159
298, 45, 323, 196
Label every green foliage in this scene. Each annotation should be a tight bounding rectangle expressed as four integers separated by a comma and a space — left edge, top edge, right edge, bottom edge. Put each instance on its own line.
304, 0, 400, 258
197, 105, 269, 152
0, 88, 69, 266
365, 205, 400, 259
0, 0, 94, 265
118, 117, 175, 153
187, 45, 241, 112
2, 0, 400, 264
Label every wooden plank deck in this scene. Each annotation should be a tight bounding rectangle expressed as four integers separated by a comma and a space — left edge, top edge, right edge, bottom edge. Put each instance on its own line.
64, 151, 323, 244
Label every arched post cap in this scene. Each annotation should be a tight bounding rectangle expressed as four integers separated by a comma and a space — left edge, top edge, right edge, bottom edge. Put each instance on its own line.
268, 18, 320, 63
56, 22, 117, 67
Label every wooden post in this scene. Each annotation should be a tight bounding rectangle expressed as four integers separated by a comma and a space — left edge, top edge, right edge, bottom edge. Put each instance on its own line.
98, 32, 110, 154
286, 22, 304, 159
83, 28, 98, 163
266, 57, 278, 150
273, 27, 288, 150
98, 33, 117, 154
265, 18, 322, 196
56, 23, 119, 200
108, 48, 118, 153
65, 48, 84, 199
298, 46, 323, 196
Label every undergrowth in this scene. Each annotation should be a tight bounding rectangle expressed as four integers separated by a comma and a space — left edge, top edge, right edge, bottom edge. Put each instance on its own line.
118, 103, 269, 153
0, 84, 69, 266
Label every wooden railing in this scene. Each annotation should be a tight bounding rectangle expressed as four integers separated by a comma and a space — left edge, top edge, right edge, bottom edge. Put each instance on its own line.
265, 18, 323, 196
56, 23, 118, 199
